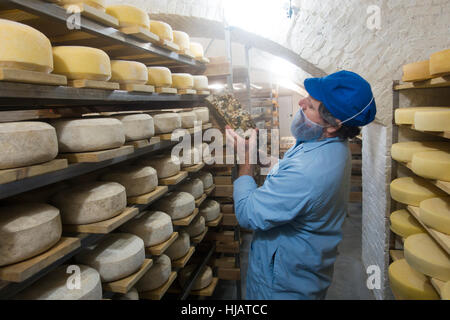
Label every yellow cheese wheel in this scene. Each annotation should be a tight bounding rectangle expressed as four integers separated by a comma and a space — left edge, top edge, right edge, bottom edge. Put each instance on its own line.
442, 281, 450, 300
106, 5, 150, 28
430, 49, 450, 76
172, 73, 194, 89
395, 107, 449, 125
190, 42, 204, 58
388, 259, 439, 300
411, 151, 450, 181
420, 197, 450, 235
110, 60, 148, 84
391, 141, 450, 163
414, 109, 450, 132
404, 233, 450, 281
172, 30, 190, 51
390, 177, 446, 206
0, 19, 53, 73
150, 21, 173, 42
193, 75, 209, 90
389, 209, 425, 238
60, 0, 106, 11
147, 67, 172, 87
402, 60, 434, 82
52, 46, 111, 81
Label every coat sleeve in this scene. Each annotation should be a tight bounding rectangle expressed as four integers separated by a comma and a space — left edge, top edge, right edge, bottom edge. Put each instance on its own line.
233, 163, 316, 231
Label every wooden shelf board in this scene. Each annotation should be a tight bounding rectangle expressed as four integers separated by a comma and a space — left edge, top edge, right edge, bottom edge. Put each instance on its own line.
177, 89, 197, 95
217, 267, 241, 281
58, 145, 134, 163
139, 271, 177, 300
389, 250, 404, 262
205, 230, 235, 242
197, 90, 211, 95
127, 185, 169, 205
159, 171, 188, 186
215, 240, 240, 254
204, 184, 216, 196
155, 87, 178, 94
0, 68, 67, 86
171, 246, 195, 269
202, 123, 213, 130
172, 208, 199, 226
124, 139, 151, 149
102, 258, 153, 294
206, 213, 223, 227
146, 232, 179, 256
222, 213, 238, 227
401, 124, 450, 140
159, 39, 180, 52
431, 278, 446, 297
394, 76, 450, 90
183, 162, 205, 172
191, 227, 208, 244
119, 26, 160, 44
63, 3, 119, 27
119, 83, 155, 93
0, 159, 68, 185
195, 193, 207, 207
398, 161, 450, 195
68, 79, 120, 90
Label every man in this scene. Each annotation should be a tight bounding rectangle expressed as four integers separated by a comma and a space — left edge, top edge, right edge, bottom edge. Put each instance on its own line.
227, 70, 376, 300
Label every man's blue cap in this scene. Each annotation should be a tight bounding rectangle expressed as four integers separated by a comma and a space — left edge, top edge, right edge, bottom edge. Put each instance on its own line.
304, 70, 376, 127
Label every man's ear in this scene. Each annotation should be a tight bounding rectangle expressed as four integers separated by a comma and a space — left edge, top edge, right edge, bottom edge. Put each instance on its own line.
326, 119, 341, 134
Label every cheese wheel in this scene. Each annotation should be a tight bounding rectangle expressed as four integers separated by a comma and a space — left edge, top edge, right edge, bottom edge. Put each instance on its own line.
388, 259, 439, 300
165, 232, 190, 260
138, 154, 180, 179
404, 233, 450, 281
430, 49, 450, 76
193, 76, 209, 90
390, 177, 446, 206
179, 265, 212, 290
184, 215, 205, 237
180, 146, 202, 168
179, 111, 197, 128
147, 67, 172, 87
153, 113, 181, 134
112, 113, 155, 141
0, 122, 58, 170
190, 42, 204, 58
172, 73, 194, 89
197, 171, 213, 189
0, 19, 53, 73
199, 200, 220, 222
178, 178, 204, 199
389, 209, 425, 238
15, 265, 102, 300
395, 107, 448, 125
411, 151, 450, 181
51, 181, 126, 225
419, 197, 450, 235
0, 203, 61, 267
402, 60, 433, 82
51, 118, 125, 153
110, 60, 148, 84
150, 21, 173, 42
52, 46, 111, 81
193, 107, 209, 123
117, 287, 139, 300
154, 192, 195, 220
106, 5, 150, 28
136, 254, 171, 292
442, 281, 450, 300
414, 109, 450, 132
60, 0, 106, 11
76, 233, 145, 282
172, 30, 190, 51
391, 141, 450, 163
100, 165, 157, 197
119, 211, 173, 247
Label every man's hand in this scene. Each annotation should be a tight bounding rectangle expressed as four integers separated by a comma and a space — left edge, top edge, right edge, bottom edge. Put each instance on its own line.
225, 125, 258, 177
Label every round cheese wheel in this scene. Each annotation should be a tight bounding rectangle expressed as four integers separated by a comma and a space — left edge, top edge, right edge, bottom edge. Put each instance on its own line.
51, 118, 125, 153
165, 232, 190, 260
390, 177, 446, 206
394, 107, 448, 125
414, 109, 450, 132
0, 203, 61, 267
442, 281, 450, 300
172, 30, 190, 51
51, 181, 126, 225
153, 113, 181, 134
100, 165, 157, 197
193, 76, 209, 90
52, 46, 111, 81
0, 122, 58, 170
113, 113, 155, 141
420, 197, 450, 235
193, 107, 209, 123
388, 259, 439, 300
119, 210, 173, 247
197, 171, 213, 189
110, 60, 148, 84
190, 42, 204, 58
147, 67, 172, 87
430, 49, 450, 76
136, 254, 171, 292
0, 19, 53, 73
76, 233, 145, 282
179, 265, 212, 290
15, 264, 102, 300
184, 215, 205, 237
106, 5, 150, 28
179, 111, 197, 129
180, 146, 201, 168
391, 141, 450, 163
178, 178, 204, 199
199, 200, 220, 222
60, 0, 106, 11
411, 151, 450, 181
154, 192, 195, 220
116, 287, 139, 300
138, 154, 180, 179
150, 21, 173, 42
172, 73, 194, 89
402, 60, 433, 82
389, 209, 425, 238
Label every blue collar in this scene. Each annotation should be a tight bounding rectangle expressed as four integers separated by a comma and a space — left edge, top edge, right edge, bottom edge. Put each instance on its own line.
295, 136, 343, 152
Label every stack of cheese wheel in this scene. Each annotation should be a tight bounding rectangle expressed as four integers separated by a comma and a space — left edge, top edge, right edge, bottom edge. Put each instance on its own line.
184, 215, 205, 238
110, 60, 148, 84
119, 210, 173, 247
165, 231, 190, 260
190, 42, 204, 59
179, 264, 213, 290
390, 177, 446, 206
152, 113, 181, 134
172, 73, 194, 90
76, 233, 145, 282
51, 118, 125, 153
172, 30, 190, 51
197, 171, 213, 189
394, 107, 449, 125
193, 107, 210, 123
179, 146, 202, 168
138, 154, 181, 179
150, 20, 173, 42
0, 122, 58, 169
199, 199, 220, 222
116, 288, 139, 300
51, 181, 126, 225
178, 111, 197, 129
0, 19, 53, 73
52, 46, 111, 81
390, 141, 449, 163
112, 113, 155, 142
414, 108, 450, 132
402, 60, 433, 82
136, 254, 171, 292
430, 49, 450, 77
178, 178, 204, 200
15, 264, 102, 300
193, 76, 209, 91
419, 197, 450, 235
59, 0, 106, 11
106, 4, 150, 28
100, 165, 158, 197
411, 150, 450, 181
389, 209, 425, 238
153, 192, 195, 220
0, 203, 62, 267
147, 67, 172, 87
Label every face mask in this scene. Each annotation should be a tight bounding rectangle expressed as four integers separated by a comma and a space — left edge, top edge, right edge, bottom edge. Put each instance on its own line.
290, 108, 325, 142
